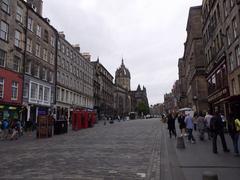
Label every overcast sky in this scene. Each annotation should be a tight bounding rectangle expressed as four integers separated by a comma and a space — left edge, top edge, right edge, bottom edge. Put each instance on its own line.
43, 0, 202, 105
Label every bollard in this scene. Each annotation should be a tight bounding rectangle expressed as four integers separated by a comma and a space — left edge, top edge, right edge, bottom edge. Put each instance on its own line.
202, 171, 218, 180
176, 136, 185, 149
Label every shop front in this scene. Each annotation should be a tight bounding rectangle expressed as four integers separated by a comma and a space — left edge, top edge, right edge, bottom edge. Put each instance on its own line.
0, 104, 21, 122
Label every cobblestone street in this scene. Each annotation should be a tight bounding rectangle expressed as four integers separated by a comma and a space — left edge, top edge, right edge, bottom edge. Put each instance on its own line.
0, 118, 174, 180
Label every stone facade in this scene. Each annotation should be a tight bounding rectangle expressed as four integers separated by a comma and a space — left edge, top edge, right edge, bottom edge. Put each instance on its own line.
56, 33, 94, 121
0, 0, 26, 122
178, 6, 208, 113
92, 58, 114, 118
202, 0, 240, 117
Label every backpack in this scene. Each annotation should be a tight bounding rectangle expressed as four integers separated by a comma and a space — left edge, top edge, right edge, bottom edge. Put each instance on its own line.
2, 120, 9, 129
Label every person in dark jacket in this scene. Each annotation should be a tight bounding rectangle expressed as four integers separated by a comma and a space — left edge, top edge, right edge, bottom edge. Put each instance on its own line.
211, 109, 230, 154
167, 113, 176, 139
178, 112, 186, 136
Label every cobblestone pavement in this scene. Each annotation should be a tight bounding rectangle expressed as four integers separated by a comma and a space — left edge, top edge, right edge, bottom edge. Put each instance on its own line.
0, 118, 176, 180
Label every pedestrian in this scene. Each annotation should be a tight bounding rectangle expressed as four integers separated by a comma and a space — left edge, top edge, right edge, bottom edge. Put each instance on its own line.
167, 113, 176, 139
193, 112, 198, 131
229, 114, 240, 156
210, 109, 230, 154
178, 112, 186, 136
185, 113, 196, 143
204, 110, 213, 140
197, 111, 206, 141
1, 119, 9, 140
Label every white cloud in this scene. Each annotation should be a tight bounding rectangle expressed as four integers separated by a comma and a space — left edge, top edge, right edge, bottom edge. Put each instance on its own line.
43, 0, 202, 105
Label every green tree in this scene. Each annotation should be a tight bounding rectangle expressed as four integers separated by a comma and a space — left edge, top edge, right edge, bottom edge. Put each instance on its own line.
136, 101, 149, 116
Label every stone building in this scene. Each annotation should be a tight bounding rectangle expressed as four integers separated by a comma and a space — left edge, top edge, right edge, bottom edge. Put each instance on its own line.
202, 0, 240, 117
0, 0, 26, 121
56, 32, 94, 121
114, 59, 132, 116
92, 58, 114, 119
130, 85, 149, 113
178, 58, 188, 108
21, 0, 57, 123
179, 6, 208, 113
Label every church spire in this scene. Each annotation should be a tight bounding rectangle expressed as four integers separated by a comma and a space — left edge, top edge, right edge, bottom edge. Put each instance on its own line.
121, 58, 124, 66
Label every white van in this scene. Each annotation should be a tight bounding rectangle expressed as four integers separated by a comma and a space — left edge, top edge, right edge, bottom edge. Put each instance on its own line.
178, 108, 194, 117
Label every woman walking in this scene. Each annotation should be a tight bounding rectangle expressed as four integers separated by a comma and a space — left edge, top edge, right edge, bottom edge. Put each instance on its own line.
167, 113, 176, 139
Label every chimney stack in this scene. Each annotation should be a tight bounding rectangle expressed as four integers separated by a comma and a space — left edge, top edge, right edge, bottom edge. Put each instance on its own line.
82, 52, 91, 61
73, 44, 80, 52
27, 0, 43, 16
58, 31, 65, 39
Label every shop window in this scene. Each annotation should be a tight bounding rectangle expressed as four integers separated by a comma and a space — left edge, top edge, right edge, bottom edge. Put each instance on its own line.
0, 20, 8, 41
11, 81, 18, 100
0, 49, 6, 67
1, 0, 9, 13
0, 77, 4, 99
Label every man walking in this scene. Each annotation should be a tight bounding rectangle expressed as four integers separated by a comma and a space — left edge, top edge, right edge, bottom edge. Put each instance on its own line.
185, 113, 196, 143
167, 113, 176, 139
211, 109, 230, 154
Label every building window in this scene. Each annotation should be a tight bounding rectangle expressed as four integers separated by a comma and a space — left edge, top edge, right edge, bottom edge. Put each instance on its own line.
58, 41, 61, 50
0, 49, 6, 67
235, 46, 240, 67
36, 25, 41, 37
56, 87, 60, 101
23, 82, 29, 98
50, 36, 55, 47
13, 56, 20, 72
30, 82, 38, 100
42, 67, 47, 80
35, 44, 41, 57
26, 38, 32, 53
39, 85, 43, 101
226, 27, 231, 46
1, 0, 9, 13
229, 53, 235, 71
43, 48, 48, 61
230, 0, 234, 8
44, 87, 50, 102
27, 17, 33, 31
43, 29, 48, 43
25, 60, 31, 74
232, 17, 238, 39
62, 44, 65, 53
232, 79, 237, 95
0, 21, 8, 41
49, 71, 53, 83
238, 75, 240, 91
223, 0, 228, 17
0, 77, 4, 99
14, 30, 22, 48
61, 89, 64, 102
51, 90, 54, 103
16, 5, 23, 23
50, 52, 54, 65
33, 64, 40, 78
11, 81, 18, 100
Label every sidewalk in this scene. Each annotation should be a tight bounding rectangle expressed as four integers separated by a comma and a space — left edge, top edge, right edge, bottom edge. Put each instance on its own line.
164, 122, 240, 180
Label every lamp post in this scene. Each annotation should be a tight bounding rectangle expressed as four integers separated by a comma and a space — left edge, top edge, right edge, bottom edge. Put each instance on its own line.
193, 95, 198, 113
